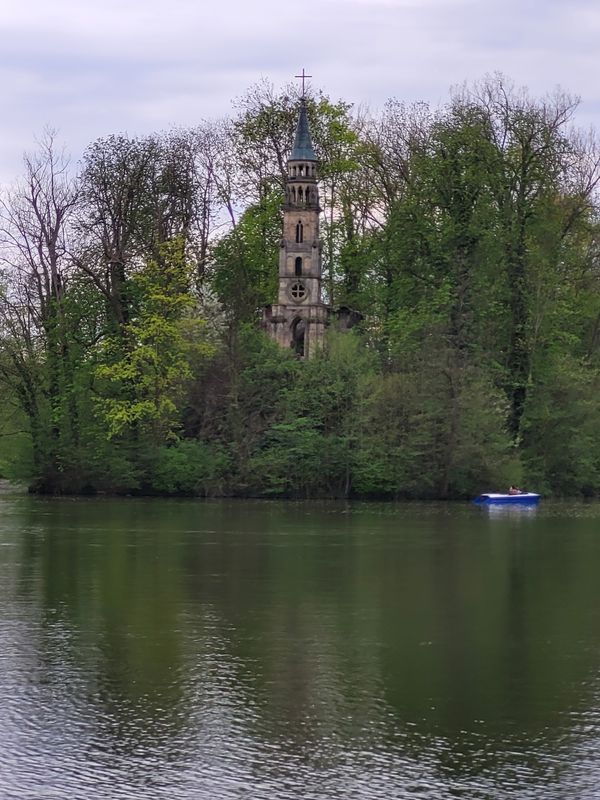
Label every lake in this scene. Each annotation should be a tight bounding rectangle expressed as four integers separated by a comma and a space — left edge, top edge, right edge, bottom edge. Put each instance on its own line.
1, 486, 600, 799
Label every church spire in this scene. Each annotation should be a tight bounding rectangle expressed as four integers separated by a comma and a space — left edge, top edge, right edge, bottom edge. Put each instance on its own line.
290, 100, 317, 162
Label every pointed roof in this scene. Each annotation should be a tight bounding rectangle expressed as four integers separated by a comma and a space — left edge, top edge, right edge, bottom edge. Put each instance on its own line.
290, 100, 317, 161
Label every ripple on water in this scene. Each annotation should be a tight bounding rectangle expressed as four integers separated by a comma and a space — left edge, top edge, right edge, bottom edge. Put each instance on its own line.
1, 496, 600, 798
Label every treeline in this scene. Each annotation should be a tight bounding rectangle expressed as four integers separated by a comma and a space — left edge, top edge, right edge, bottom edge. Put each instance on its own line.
1, 74, 600, 498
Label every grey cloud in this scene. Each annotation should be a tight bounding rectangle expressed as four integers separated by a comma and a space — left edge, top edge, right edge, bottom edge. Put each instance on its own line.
1, 0, 599, 182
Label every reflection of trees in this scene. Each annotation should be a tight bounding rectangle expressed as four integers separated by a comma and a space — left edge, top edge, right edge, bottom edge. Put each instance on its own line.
180, 504, 387, 737
15, 498, 190, 752
7, 496, 600, 790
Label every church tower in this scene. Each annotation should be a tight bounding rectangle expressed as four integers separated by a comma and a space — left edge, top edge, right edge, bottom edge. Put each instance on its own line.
263, 96, 329, 358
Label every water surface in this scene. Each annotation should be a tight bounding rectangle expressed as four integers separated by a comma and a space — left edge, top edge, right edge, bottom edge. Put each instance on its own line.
1, 488, 600, 798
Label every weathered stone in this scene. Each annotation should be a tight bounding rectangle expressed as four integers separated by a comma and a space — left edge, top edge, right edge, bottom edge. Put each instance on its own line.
263, 97, 362, 357
262, 99, 328, 358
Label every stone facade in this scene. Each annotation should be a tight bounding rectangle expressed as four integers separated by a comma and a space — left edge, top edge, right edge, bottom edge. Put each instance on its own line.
263, 100, 329, 358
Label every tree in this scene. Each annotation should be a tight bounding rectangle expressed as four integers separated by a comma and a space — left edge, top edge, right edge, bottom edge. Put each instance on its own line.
0, 132, 80, 487
76, 133, 198, 337
94, 239, 210, 445
461, 76, 600, 438
210, 189, 281, 327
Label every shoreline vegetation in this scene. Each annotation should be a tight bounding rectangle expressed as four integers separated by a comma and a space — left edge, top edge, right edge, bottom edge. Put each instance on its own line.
2, 75, 600, 500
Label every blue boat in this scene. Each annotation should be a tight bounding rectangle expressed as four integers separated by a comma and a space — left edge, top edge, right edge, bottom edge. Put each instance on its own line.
473, 492, 541, 506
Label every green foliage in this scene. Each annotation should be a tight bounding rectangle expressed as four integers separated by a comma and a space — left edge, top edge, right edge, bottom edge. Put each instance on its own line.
95, 241, 212, 442
149, 440, 230, 496
3, 77, 600, 499
211, 190, 281, 325
246, 332, 375, 497
520, 355, 600, 496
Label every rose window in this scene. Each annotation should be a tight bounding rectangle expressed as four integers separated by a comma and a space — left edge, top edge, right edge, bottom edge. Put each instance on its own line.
289, 281, 308, 302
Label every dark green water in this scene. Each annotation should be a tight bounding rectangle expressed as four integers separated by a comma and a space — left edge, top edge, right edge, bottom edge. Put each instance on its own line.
1, 486, 600, 799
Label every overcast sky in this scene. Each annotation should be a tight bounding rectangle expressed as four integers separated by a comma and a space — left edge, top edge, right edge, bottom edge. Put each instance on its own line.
1, 0, 599, 183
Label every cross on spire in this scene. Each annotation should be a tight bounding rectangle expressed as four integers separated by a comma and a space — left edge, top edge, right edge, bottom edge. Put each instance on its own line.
295, 68, 312, 98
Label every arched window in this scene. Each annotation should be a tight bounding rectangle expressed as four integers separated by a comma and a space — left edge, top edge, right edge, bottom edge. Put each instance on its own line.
292, 166, 297, 176
295, 257, 302, 276
292, 187, 297, 203
299, 165, 304, 176
298, 187, 304, 203
295, 221, 303, 243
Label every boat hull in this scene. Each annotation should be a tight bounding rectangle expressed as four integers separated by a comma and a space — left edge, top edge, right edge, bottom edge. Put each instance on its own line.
473, 493, 541, 506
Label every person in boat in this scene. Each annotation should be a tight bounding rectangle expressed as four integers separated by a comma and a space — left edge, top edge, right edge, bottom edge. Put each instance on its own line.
508, 485, 522, 495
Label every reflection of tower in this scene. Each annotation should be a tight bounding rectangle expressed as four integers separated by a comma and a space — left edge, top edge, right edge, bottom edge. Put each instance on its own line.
263, 98, 329, 358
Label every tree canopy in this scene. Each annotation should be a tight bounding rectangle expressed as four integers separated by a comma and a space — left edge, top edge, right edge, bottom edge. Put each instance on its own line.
1, 75, 600, 498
